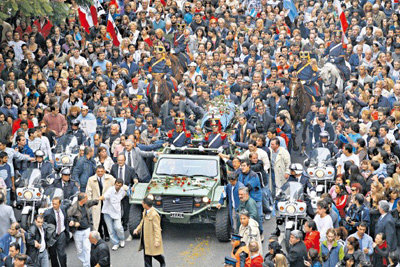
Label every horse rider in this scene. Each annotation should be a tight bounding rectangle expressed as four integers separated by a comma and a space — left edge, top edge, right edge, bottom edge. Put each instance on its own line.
167, 118, 192, 149
288, 51, 320, 97
323, 30, 351, 81
199, 119, 229, 153
173, 22, 191, 65
145, 44, 176, 95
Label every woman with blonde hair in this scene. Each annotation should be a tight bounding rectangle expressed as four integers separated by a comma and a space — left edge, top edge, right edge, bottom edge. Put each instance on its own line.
274, 254, 288, 267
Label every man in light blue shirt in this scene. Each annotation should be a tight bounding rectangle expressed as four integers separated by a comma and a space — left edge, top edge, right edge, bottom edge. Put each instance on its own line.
347, 222, 373, 261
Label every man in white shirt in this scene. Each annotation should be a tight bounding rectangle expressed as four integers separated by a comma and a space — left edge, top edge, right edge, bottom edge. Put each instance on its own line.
336, 144, 360, 175
100, 179, 128, 251
8, 32, 25, 63
27, 215, 49, 267
68, 48, 89, 68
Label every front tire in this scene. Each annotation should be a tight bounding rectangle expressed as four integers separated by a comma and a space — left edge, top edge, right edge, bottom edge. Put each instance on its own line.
21, 213, 32, 231
215, 208, 231, 242
284, 229, 291, 252
128, 205, 143, 237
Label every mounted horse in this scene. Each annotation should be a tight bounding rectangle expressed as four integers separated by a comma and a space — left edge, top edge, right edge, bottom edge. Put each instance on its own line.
289, 79, 314, 154
147, 73, 174, 116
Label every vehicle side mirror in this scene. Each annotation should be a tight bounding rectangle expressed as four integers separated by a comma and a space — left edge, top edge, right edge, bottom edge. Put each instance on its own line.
330, 159, 337, 165
304, 159, 310, 167
47, 178, 54, 185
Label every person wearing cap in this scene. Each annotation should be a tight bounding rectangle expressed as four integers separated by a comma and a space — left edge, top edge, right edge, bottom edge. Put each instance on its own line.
289, 51, 319, 97
144, 44, 172, 77
314, 131, 339, 156
200, 118, 228, 152
287, 230, 308, 267
29, 149, 54, 179
167, 118, 191, 149
230, 233, 250, 267
323, 30, 350, 80
53, 167, 79, 200
66, 120, 87, 146
173, 22, 191, 64
375, 200, 397, 251
224, 256, 237, 267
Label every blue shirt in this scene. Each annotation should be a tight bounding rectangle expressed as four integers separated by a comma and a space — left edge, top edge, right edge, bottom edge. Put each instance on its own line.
348, 232, 373, 261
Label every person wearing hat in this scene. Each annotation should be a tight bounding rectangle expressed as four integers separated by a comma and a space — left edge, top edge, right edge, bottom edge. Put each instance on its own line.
144, 44, 173, 77
323, 30, 350, 80
375, 200, 397, 251
224, 256, 237, 267
289, 50, 319, 97
66, 120, 87, 146
29, 149, 54, 180
216, 173, 244, 231
200, 118, 228, 152
173, 22, 191, 64
53, 167, 79, 200
167, 118, 192, 149
313, 131, 339, 156
230, 233, 250, 267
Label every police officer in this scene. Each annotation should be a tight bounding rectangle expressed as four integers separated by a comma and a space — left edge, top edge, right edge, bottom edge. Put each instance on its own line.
30, 150, 54, 179
52, 168, 79, 200
230, 234, 250, 267
167, 118, 191, 148
324, 30, 350, 80
314, 131, 339, 156
200, 119, 228, 152
289, 51, 319, 96
224, 256, 237, 267
67, 120, 87, 146
286, 163, 315, 217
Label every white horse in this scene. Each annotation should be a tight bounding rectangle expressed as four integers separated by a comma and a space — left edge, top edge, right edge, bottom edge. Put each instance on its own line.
319, 61, 352, 93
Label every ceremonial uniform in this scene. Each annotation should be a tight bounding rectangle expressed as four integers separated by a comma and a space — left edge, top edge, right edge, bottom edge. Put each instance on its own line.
173, 23, 190, 64
167, 118, 191, 147
324, 31, 350, 80
230, 234, 251, 267
201, 119, 229, 149
144, 55, 173, 76
289, 51, 319, 97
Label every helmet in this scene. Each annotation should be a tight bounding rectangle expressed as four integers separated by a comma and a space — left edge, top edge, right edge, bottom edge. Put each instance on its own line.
61, 168, 71, 176
290, 163, 303, 174
320, 131, 330, 139
299, 51, 310, 60
71, 120, 80, 126
35, 150, 45, 157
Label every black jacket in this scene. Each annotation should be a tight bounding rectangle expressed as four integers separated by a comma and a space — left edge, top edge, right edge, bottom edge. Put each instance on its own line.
110, 164, 137, 186
52, 178, 79, 200
26, 224, 47, 264
287, 240, 307, 267
90, 239, 110, 267
375, 213, 397, 251
391, 208, 400, 247
313, 122, 335, 142
44, 207, 70, 246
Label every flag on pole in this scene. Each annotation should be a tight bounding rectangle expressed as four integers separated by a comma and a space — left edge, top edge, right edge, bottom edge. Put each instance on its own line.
106, 13, 122, 47
90, 0, 106, 26
334, 0, 348, 33
283, 0, 298, 23
78, 7, 94, 34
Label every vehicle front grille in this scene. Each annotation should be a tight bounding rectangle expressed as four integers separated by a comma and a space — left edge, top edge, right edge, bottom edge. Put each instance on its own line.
162, 196, 193, 213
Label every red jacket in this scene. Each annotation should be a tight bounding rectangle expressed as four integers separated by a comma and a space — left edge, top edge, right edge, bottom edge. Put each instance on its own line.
250, 255, 263, 267
304, 231, 320, 253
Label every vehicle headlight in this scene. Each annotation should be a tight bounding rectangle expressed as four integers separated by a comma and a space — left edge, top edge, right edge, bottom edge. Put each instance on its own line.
194, 197, 202, 203
315, 169, 325, 178
286, 205, 296, 214
61, 156, 70, 164
154, 195, 162, 201
23, 191, 33, 200
202, 196, 209, 203
147, 194, 154, 200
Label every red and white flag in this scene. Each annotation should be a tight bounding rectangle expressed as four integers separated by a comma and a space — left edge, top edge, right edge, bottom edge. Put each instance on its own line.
90, 0, 106, 26
106, 13, 122, 47
334, 0, 348, 33
78, 7, 94, 34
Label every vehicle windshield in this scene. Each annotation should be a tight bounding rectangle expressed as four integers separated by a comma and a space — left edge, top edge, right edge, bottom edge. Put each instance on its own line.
156, 158, 218, 178
54, 134, 79, 154
310, 148, 331, 164
21, 168, 42, 187
281, 182, 303, 201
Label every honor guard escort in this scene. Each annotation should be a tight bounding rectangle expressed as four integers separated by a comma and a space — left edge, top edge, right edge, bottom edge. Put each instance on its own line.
167, 118, 192, 148
200, 119, 228, 152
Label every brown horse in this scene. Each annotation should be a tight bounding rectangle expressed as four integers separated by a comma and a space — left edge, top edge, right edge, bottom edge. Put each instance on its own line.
148, 74, 174, 116
289, 80, 314, 154
168, 53, 187, 84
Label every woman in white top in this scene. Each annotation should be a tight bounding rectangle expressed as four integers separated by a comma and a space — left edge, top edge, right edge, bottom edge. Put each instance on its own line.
314, 200, 333, 242
94, 146, 114, 173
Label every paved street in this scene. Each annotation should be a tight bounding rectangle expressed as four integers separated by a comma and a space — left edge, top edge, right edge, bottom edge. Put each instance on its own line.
64, 220, 277, 267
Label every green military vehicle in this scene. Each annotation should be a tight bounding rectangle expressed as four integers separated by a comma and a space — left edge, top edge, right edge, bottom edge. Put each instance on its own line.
129, 147, 231, 241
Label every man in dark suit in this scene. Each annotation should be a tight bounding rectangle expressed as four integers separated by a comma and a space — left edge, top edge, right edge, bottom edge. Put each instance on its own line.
110, 154, 137, 231
119, 53, 138, 78
286, 230, 307, 267
125, 116, 147, 136
266, 88, 289, 118
375, 200, 397, 252
43, 197, 69, 267
3, 242, 25, 267
249, 104, 274, 134
313, 115, 335, 143
26, 215, 49, 267
234, 115, 254, 143
52, 168, 79, 200
223, 86, 239, 105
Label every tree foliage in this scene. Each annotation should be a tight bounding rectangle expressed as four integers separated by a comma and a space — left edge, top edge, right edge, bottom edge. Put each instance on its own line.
0, 0, 92, 24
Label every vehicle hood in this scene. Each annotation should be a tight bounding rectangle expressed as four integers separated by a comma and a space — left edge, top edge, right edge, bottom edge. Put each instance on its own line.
146, 176, 218, 197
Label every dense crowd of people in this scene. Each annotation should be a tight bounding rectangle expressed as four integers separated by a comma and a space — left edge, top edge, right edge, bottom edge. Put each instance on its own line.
0, 0, 399, 266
